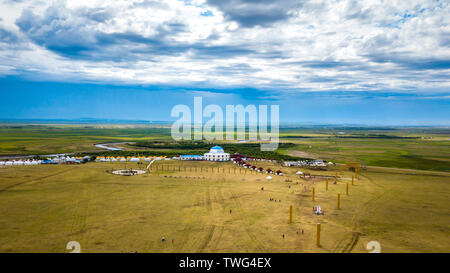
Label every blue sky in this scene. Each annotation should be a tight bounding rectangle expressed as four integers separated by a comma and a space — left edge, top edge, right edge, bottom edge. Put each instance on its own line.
0, 0, 449, 125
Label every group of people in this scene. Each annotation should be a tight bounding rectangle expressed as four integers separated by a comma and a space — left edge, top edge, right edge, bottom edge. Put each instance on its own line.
161, 236, 175, 244
282, 229, 305, 239
269, 198, 281, 202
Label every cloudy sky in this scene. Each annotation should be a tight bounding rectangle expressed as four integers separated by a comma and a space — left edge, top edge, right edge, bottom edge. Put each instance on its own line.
0, 0, 449, 125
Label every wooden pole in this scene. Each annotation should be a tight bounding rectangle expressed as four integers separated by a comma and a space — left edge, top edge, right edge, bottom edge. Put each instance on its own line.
316, 223, 321, 247
352, 175, 354, 185
312, 187, 315, 201
289, 205, 293, 224
326, 178, 328, 190
346, 183, 349, 195
337, 193, 341, 209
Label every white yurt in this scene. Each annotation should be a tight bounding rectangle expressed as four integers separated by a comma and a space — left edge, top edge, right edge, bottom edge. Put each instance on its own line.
120, 158, 126, 162
5, 161, 13, 166
296, 171, 303, 175
129, 157, 139, 162
266, 176, 273, 180
0, 161, 5, 166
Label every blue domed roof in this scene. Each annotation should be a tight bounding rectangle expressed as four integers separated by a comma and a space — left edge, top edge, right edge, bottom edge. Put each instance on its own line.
209, 146, 225, 154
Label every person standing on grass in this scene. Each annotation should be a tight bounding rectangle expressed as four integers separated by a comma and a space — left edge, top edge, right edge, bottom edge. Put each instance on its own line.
282, 234, 285, 239
230, 209, 232, 214
162, 236, 166, 243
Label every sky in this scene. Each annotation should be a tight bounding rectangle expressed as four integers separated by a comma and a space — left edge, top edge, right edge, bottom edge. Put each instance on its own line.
0, 0, 449, 125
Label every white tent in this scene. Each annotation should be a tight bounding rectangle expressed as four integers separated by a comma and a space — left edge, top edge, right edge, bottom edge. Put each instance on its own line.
14, 160, 24, 165
120, 158, 127, 162
315, 206, 323, 215
296, 171, 303, 175
266, 176, 273, 180
24, 161, 32, 165
327, 162, 334, 165
5, 161, 13, 166
0, 161, 5, 166
129, 157, 139, 162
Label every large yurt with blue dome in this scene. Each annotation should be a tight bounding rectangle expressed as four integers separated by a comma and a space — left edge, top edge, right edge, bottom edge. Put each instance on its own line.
203, 146, 230, 161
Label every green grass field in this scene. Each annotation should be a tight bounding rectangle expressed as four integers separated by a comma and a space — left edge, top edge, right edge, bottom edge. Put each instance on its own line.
1, 124, 449, 172
0, 124, 449, 252
0, 160, 448, 253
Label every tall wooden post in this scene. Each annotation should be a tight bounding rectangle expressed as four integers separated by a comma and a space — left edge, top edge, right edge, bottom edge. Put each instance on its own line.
337, 193, 341, 209
334, 172, 337, 183
316, 223, 321, 247
346, 183, 349, 195
352, 175, 354, 185
326, 178, 328, 190
289, 205, 293, 224
312, 187, 315, 201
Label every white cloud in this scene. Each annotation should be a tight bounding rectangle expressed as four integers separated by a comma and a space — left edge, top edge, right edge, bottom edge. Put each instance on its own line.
0, 0, 448, 92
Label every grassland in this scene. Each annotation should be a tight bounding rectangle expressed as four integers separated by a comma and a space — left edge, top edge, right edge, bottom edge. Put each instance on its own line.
0, 124, 171, 155
0, 124, 448, 253
1, 124, 449, 172
0, 160, 448, 253
277, 127, 450, 172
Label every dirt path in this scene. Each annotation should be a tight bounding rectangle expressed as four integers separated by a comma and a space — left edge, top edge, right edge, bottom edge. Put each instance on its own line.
332, 173, 387, 253
289, 150, 318, 159
0, 168, 75, 193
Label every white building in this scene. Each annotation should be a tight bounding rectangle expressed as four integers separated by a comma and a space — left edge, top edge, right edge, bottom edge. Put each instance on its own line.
204, 146, 230, 161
